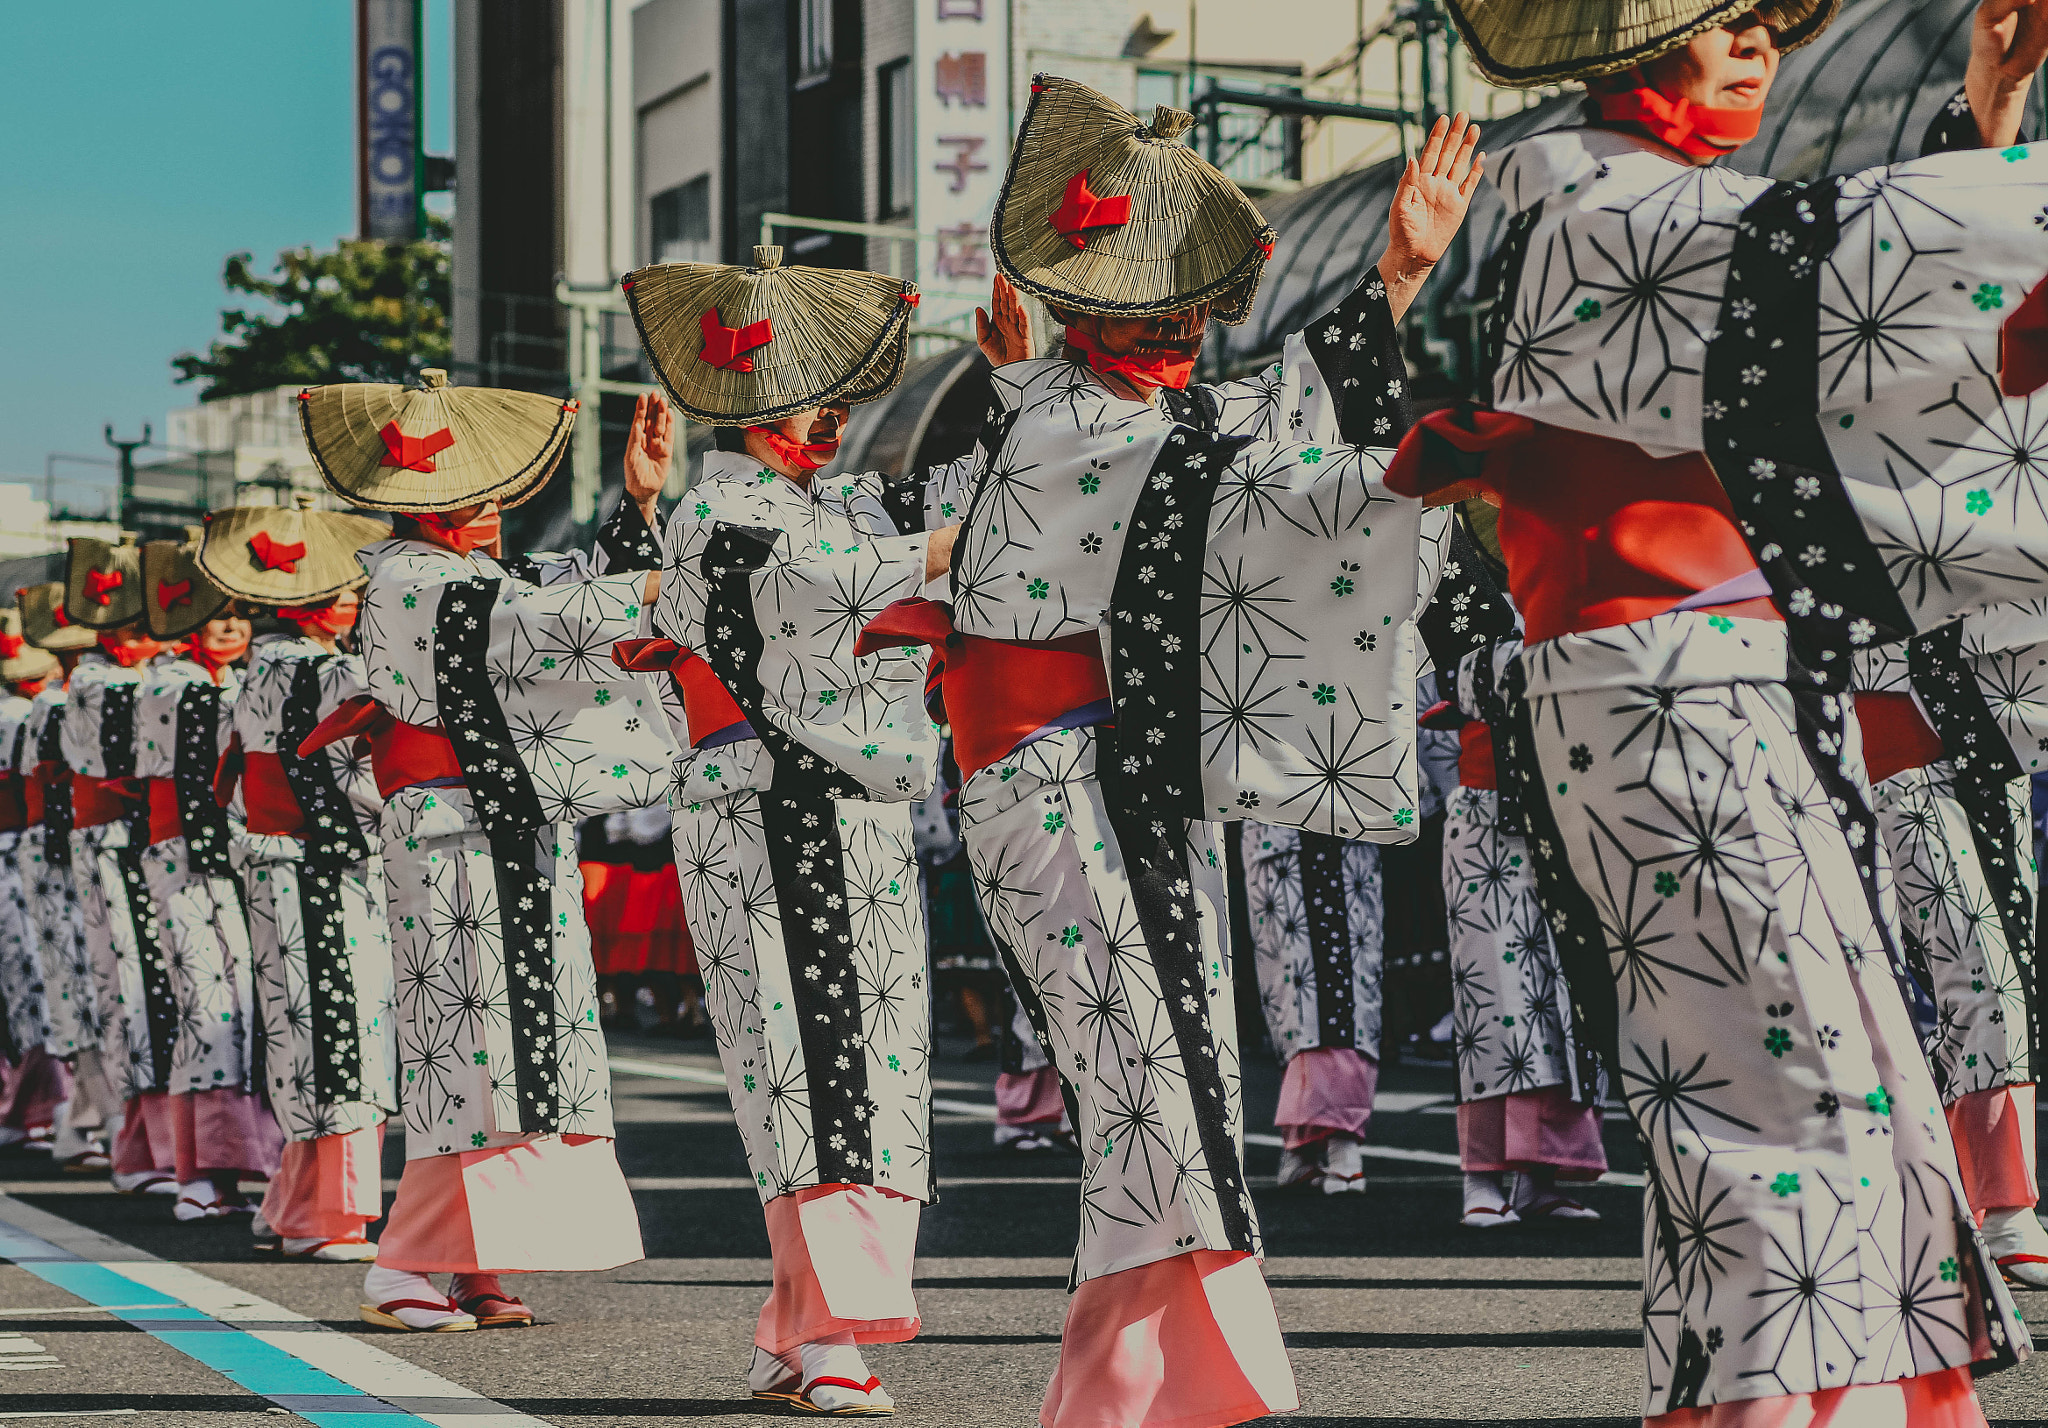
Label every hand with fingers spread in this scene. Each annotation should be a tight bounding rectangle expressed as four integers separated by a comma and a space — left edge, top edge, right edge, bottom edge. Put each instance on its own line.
1967, 0, 2048, 147
623, 388, 676, 525
1379, 112, 1486, 322
975, 271, 1035, 366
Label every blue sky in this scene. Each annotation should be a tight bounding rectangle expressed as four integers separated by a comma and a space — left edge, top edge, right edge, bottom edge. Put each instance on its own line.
1, 1, 451, 487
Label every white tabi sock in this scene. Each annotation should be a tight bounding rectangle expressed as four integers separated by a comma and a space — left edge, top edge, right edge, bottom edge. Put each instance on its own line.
799, 1335, 893, 1412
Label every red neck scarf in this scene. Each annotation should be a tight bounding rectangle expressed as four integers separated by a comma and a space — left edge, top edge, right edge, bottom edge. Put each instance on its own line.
97, 634, 165, 668
1594, 77, 1763, 160
747, 426, 839, 474
1063, 326, 1197, 392
414, 508, 502, 556
191, 637, 248, 681
9, 679, 46, 699
286, 604, 357, 639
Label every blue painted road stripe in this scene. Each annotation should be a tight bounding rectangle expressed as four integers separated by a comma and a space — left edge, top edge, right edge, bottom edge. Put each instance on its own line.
0, 1217, 437, 1428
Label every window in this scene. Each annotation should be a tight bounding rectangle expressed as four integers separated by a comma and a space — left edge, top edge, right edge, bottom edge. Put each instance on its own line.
796, 0, 833, 86
878, 58, 913, 219
651, 177, 712, 264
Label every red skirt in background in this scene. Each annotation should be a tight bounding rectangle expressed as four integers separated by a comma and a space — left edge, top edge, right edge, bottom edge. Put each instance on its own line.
581, 861, 696, 977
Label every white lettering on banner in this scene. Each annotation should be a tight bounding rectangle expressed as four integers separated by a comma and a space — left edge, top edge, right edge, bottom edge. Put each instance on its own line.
359, 0, 421, 241
914, 0, 1010, 328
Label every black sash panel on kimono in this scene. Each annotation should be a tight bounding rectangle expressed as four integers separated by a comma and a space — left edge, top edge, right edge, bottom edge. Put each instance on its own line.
173, 683, 235, 880
100, 683, 177, 1092
36, 719, 71, 871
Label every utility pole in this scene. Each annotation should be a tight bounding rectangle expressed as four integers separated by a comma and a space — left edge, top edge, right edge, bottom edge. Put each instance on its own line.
104, 423, 151, 531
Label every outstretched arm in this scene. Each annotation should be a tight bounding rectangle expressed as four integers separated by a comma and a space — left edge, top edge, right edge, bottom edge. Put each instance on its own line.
1965, 0, 2048, 148
1379, 112, 1486, 323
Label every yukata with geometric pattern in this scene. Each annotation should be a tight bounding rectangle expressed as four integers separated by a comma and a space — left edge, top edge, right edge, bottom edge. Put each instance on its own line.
1404, 112, 2048, 1414
16, 685, 93, 1064
655, 450, 953, 1212
942, 279, 1449, 1316
0, 692, 53, 1063
229, 633, 396, 1144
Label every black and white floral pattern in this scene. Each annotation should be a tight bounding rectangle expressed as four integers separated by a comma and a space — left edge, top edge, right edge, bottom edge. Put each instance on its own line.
17, 689, 92, 1056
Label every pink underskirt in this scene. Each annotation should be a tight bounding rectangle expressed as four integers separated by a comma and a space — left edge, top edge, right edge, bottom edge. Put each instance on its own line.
1274, 1046, 1378, 1149
374, 1135, 645, 1274
260, 1125, 385, 1239
1945, 1083, 2037, 1213
112, 1092, 175, 1175
1042, 1249, 1299, 1428
1647, 1363, 1985, 1428
996, 1067, 1066, 1127
0, 1046, 71, 1132
1457, 1085, 1608, 1180
756, 1183, 922, 1353
170, 1089, 282, 1181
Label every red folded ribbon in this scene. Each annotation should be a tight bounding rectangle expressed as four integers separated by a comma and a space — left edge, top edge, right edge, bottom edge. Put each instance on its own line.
249, 531, 308, 573
84, 569, 124, 605
157, 578, 192, 609
700, 308, 774, 372
1048, 170, 1132, 250
611, 638, 748, 747
0, 633, 20, 659
378, 421, 456, 473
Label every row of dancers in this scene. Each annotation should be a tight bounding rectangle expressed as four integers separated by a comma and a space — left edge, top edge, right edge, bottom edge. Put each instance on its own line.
6, 1, 2048, 1419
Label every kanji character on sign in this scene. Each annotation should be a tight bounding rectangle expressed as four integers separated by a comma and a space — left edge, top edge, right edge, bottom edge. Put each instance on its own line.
934, 52, 987, 107
933, 135, 988, 193
933, 223, 989, 280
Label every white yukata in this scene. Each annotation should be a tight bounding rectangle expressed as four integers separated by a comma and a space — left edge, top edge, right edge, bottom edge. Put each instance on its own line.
656, 449, 945, 1348
355, 525, 668, 1273
1425, 118, 2048, 1411
0, 695, 52, 1063
940, 276, 1448, 1420
231, 634, 396, 1143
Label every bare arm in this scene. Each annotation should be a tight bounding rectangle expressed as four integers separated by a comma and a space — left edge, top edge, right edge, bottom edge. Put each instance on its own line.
1377, 113, 1486, 323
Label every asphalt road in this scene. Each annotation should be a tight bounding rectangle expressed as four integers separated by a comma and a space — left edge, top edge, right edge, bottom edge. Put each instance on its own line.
1, 1032, 2043, 1427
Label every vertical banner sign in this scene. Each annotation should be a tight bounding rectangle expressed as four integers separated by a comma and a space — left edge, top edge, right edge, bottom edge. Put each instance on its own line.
357, 0, 423, 241
914, 0, 1010, 330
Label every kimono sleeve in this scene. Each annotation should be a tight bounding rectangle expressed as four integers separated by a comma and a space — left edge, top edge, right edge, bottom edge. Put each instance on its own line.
1962, 600, 2048, 774
1106, 423, 1449, 842
592, 495, 664, 573
1202, 278, 1411, 447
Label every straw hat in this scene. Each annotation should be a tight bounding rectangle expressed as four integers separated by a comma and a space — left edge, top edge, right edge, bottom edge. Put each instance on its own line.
198, 494, 388, 606
298, 368, 579, 512
1442, 0, 1837, 88
623, 246, 918, 426
143, 528, 233, 641
990, 75, 1277, 327
65, 534, 145, 631
0, 607, 59, 684
14, 583, 94, 653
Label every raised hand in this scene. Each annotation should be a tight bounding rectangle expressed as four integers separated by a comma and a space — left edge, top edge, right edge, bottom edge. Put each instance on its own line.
623, 389, 676, 521
975, 271, 1035, 367
1380, 112, 1486, 322
1967, 0, 2048, 147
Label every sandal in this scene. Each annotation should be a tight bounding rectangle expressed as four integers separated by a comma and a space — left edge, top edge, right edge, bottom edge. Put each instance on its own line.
455, 1291, 534, 1328
360, 1296, 478, 1332
794, 1375, 895, 1416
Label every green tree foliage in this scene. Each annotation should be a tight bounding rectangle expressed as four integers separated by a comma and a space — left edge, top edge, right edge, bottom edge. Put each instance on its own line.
172, 214, 452, 401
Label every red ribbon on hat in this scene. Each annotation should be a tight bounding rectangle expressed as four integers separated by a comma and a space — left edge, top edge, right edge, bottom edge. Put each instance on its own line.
157, 579, 192, 610
699, 309, 774, 372
249, 532, 307, 573
378, 421, 457, 473
1048, 170, 1132, 250
0, 634, 21, 659
85, 569, 124, 606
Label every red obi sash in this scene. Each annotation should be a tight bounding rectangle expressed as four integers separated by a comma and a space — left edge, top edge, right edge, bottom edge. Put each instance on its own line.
1856, 691, 1945, 786
1457, 719, 1497, 791
855, 599, 1112, 781
145, 777, 182, 844
239, 751, 306, 837
299, 696, 464, 799
0, 775, 23, 832
1386, 410, 1782, 645
612, 639, 751, 747
71, 773, 140, 829
22, 769, 46, 827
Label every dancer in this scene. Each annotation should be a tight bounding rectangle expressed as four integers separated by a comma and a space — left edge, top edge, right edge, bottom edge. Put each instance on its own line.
618, 249, 1019, 1414
0, 610, 67, 1153
296, 369, 666, 1332
872, 78, 1482, 1428
202, 496, 396, 1261
1854, 611, 2048, 1287
1440, 632, 1605, 1228
1243, 822, 1381, 1195
12, 584, 110, 1173
136, 533, 279, 1222
1390, 0, 2048, 1416
60, 535, 183, 1196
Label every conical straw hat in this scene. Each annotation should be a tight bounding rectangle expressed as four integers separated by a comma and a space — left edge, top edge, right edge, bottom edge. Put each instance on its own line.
299, 368, 578, 513
991, 75, 1277, 327
65, 534, 145, 631
623, 246, 918, 426
143, 528, 233, 640
1442, 0, 1837, 88
15, 583, 95, 653
0, 607, 59, 684
198, 494, 389, 606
